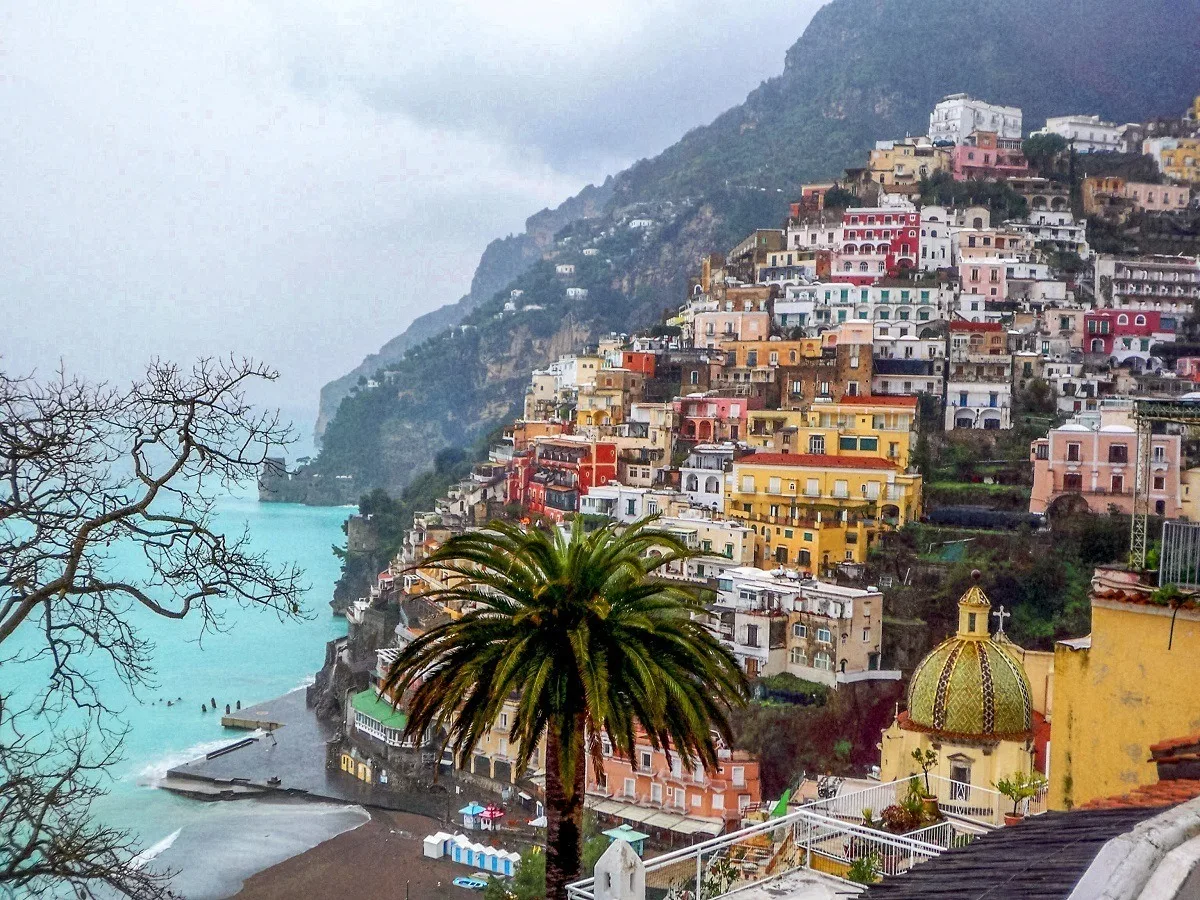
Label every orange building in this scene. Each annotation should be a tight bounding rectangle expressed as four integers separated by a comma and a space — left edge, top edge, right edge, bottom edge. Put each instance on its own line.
586, 734, 762, 833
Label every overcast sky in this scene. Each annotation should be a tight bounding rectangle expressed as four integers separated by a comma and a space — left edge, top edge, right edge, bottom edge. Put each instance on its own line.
3, 0, 824, 446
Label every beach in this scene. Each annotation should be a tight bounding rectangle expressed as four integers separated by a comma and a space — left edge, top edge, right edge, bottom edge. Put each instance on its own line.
232, 809, 466, 900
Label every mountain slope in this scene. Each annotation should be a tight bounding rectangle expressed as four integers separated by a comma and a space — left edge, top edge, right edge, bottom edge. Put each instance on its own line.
289, 0, 1199, 504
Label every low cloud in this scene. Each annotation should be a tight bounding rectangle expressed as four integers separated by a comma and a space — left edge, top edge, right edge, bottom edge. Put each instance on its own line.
1, 0, 822, 438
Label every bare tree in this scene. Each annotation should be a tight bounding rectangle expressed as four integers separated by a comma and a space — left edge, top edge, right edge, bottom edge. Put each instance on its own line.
0, 357, 306, 898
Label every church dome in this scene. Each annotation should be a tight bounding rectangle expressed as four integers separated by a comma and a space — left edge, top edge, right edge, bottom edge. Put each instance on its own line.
906, 574, 1034, 740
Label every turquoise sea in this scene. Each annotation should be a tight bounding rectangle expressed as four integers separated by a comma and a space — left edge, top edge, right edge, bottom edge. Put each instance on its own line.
5, 491, 363, 897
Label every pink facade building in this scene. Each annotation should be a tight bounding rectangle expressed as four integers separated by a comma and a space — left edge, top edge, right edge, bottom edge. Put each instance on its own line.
960, 259, 1008, 300
1030, 401, 1182, 517
951, 131, 1029, 181
674, 394, 764, 443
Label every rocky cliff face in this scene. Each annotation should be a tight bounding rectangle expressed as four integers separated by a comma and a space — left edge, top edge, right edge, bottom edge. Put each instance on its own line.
294, 0, 1199, 503
314, 178, 614, 443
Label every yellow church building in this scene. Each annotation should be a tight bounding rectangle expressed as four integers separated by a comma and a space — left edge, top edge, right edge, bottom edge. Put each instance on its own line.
880, 575, 1052, 812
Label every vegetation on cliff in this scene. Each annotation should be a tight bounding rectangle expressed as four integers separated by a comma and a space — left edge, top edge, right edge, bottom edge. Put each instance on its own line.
299, 0, 1198, 505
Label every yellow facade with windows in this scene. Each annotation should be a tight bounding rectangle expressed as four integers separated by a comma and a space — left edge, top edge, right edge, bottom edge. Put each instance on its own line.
746, 397, 917, 469
725, 453, 921, 571
1049, 565, 1200, 810
1161, 137, 1200, 185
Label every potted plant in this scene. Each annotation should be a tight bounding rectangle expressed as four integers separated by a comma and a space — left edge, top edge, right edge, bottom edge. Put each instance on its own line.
911, 747, 939, 818
995, 771, 1048, 825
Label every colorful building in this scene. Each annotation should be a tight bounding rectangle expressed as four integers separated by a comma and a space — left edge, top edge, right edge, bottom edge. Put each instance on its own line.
507, 437, 618, 521
1029, 400, 1182, 518
746, 394, 919, 469
832, 208, 921, 285
725, 452, 922, 571
586, 732, 762, 834
673, 394, 762, 443
1083, 309, 1176, 368
950, 131, 1029, 181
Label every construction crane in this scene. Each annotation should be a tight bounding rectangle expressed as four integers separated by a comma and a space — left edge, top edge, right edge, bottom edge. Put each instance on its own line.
1129, 398, 1200, 569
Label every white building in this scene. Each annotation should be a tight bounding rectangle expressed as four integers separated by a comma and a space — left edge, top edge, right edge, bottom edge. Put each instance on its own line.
929, 93, 1022, 144
579, 484, 679, 523
679, 443, 738, 512
772, 283, 822, 332
946, 382, 1012, 430
555, 263, 576, 275
785, 216, 842, 251
566, 287, 589, 299
1009, 210, 1089, 257
652, 514, 756, 584
809, 281, 953, 331
628, 219, 654, 229
1034, 115, 1122, 153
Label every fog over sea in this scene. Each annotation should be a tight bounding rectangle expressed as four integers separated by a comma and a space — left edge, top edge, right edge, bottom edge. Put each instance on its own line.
6, 491, 363, 898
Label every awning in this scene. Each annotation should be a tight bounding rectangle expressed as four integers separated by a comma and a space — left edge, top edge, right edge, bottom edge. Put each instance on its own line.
586, 796, 726, 838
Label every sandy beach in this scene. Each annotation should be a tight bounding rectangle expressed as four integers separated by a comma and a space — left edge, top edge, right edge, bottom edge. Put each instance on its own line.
232, 808, 474, 900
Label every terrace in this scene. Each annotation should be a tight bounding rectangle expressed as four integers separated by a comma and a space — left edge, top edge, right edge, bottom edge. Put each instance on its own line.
567, 773, 1046, 899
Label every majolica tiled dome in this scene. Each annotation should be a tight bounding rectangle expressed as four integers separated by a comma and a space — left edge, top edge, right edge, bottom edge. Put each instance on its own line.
906, 575, 1034, 740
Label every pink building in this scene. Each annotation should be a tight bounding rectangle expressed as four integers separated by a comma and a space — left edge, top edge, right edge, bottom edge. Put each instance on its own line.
951, 131, 1029, 181
1030, 402, 1182, 517
832, 208, 920, 286
693, 310, 770, 348
1176, 357, 1200, 382
960, 259, 1007, 300
1123, 182, 1192, 213
674, 394, 764, 442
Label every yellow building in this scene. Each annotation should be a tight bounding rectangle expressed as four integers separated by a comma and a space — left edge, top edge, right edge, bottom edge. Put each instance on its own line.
1162, 137, 1200, 185
725, 452, 921, 570
746, 395, 918, 468
880, 576, 1050, 809
868, 139, 951, 187
1049, 565, 1200, 810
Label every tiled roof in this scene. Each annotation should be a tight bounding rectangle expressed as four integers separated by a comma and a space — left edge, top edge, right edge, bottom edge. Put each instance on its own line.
739, 453, 898, 470
860, 808, 1163, 899
1078, 780, 1200, 810
834, 394, 920, 408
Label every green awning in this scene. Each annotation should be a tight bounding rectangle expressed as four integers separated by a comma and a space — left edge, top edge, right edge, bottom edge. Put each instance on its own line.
351, 689, 408, 729
771, 789, 791, 818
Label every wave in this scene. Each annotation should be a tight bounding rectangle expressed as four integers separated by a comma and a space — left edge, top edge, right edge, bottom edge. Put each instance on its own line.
131, 828, 181, 869
132, 731, 265, 786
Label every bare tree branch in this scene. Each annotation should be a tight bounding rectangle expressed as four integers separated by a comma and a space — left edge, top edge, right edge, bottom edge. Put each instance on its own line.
0, 357, 308, 897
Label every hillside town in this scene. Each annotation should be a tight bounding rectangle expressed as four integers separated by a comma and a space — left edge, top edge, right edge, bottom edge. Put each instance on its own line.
315, 92, 1200, 898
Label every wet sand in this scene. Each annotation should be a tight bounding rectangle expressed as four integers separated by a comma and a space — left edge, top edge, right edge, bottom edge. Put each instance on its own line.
232, 809, 469, 900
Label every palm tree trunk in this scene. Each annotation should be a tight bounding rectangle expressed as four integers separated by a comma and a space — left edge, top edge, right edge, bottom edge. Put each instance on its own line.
544, 717, 586, 900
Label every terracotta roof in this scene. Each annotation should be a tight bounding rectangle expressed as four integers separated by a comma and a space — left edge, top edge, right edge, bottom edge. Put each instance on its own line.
1151, 733, 1200, 754
1077, 780, 1200, 810
739, 453, 898, 470
834, 394, 919, 408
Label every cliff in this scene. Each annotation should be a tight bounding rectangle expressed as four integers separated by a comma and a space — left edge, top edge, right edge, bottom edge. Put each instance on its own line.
288, 0, 1199, 504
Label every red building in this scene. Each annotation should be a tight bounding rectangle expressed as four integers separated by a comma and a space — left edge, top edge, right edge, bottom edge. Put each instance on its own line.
832, 208, 921, 286
1084, 309, 1176, 367
621, 351, 658, 378
507, 437, 618, 522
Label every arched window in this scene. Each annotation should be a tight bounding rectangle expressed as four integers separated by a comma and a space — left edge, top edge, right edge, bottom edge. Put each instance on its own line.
859, 262, 869, 272
684, 474, 699, 492
844, 262, 853, 271
1117, 314, 1129, 325
705, 476, 720, 493
789, 350, 797, 363
1091, 338, 1104, 352
972, 217, 984, 229
1135, 314, 1146, 325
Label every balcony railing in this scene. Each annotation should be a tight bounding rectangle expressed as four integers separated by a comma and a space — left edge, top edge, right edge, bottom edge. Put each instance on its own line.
567, 773, 1047, 900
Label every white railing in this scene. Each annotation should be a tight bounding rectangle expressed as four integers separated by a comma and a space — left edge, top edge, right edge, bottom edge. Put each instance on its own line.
567, 774, 1047, 899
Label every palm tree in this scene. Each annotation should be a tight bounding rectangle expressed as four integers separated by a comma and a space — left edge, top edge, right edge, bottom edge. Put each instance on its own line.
382, 517, 748, 900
